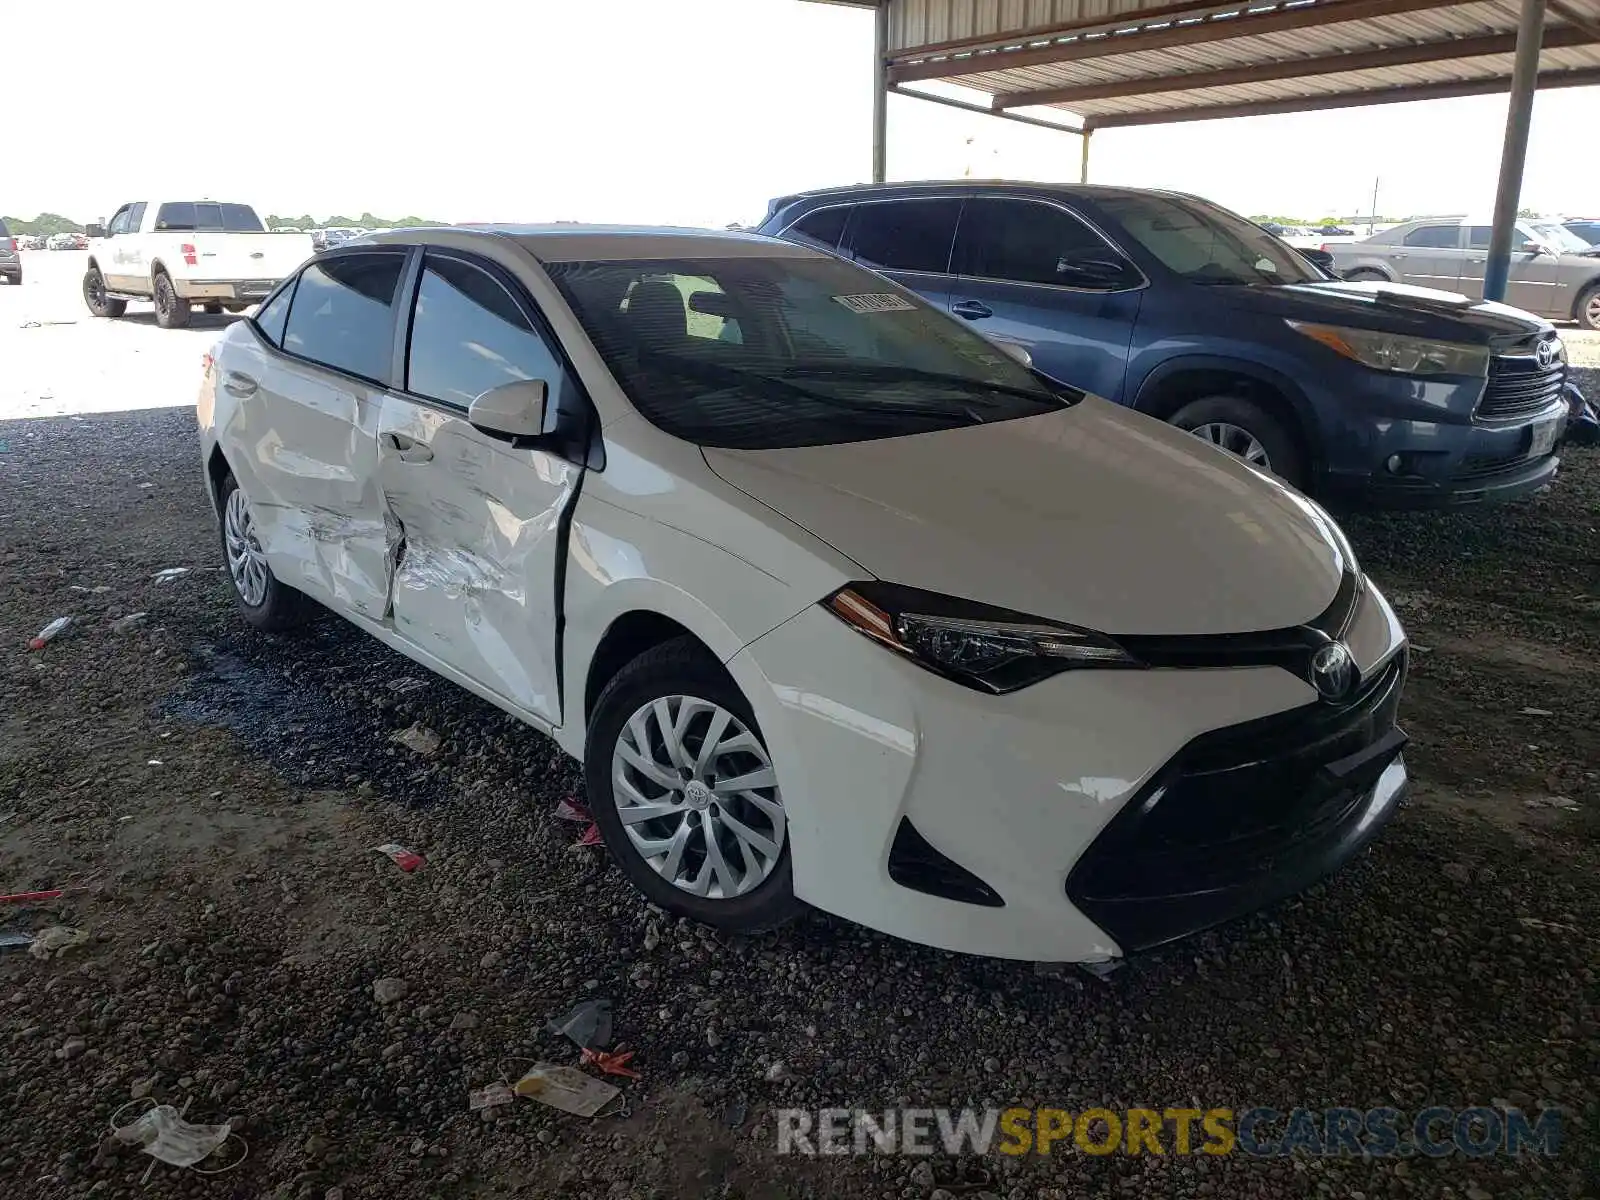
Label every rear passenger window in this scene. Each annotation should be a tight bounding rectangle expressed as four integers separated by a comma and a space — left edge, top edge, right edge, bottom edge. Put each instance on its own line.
253, 279, 295, 347
953, 198, 1139, 289
846, 199, 960, 274
786, 207, 850, 253
1403, 225, 1459, 249
406, 255, 563, 409
155, 202, 196, 231
283, 253, 403, 382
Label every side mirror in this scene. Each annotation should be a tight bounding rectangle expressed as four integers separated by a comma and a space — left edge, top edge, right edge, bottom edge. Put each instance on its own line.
85, 223, 106, 239
996, 341, 1032, 370
468, 379, 547, 439
1521, 240, 1549, 255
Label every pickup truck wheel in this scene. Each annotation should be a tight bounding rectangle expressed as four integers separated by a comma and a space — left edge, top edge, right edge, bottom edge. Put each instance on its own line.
153, 272, 191, 329
585, 636, 804, 933
1577, 283, 1600, 331
218, 475, 311, 632
83, 267, 126, 317
1170, 395, 1308, 489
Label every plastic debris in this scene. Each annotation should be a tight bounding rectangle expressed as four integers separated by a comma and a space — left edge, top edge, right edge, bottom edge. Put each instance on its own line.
70, 585, 111, 594
28, 616, 73, 650
580, 1047, 641, 1080
547, 997, 613, 1050
554, 796, 593, 823
1520, 707, 1554, 717
111, 612, 148, 634
388, 676, 427, 695
573, 823, 603, 848
390, 724, 441, 756
373, 843, 425, 873
0, 931, 34, 952
1079, 959, 1123, 981
111, 1099, 245, 1174
512, 1064, 620, 1117
0, 887, 75, 905
152, 567, 190, 584
28, 925, 89, 960
469, 1082, 516, 1111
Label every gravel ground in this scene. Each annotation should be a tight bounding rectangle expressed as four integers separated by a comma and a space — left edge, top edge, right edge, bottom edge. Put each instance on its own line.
0, 269, 1596, 1199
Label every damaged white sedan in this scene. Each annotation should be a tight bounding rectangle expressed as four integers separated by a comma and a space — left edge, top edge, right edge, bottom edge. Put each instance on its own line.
197, 225, 1409, 963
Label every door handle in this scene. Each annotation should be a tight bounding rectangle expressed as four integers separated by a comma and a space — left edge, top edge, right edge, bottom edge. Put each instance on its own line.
1468, 257, 1484, 264
952, 299, 993, 320
1392, 253, 1407, 260
221, 371, 257, 397
384, 432, 434, 463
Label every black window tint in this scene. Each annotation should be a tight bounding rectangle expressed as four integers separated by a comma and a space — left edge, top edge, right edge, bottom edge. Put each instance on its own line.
1403, 225, 1458, 249
156, 202, 196, 231
406, 255, 563, 409
787, 207, 850, 253
846, 199, 960, 274
127, 202, 147, 232
1466, 226, 1493, 249
254, 279, 295, 347
282, 253, 403, 381
954, 198, 1138, 289
220, 204, 263, 232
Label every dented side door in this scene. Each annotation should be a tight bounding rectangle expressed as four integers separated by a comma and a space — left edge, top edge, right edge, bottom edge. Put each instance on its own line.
375, 250, 585, 728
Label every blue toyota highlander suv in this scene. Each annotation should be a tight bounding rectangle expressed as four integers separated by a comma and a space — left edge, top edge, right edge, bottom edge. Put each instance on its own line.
758, 183, 1569, 507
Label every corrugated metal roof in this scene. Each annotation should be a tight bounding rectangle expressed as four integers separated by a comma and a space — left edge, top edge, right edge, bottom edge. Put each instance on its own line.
883, 0, 1600, 127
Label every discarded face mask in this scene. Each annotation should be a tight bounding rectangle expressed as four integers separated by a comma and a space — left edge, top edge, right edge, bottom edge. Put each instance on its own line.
112, 1103, 234, 1169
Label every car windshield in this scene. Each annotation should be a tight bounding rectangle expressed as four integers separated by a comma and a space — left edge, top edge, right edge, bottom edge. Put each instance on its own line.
545, 254, 1070, 450
1527, 221, 1591, 253
1097, 194, 1321, 286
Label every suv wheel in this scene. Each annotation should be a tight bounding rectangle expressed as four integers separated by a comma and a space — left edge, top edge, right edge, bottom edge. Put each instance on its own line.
153, 272, 191, 329
218, 474, 310, 631
585, 637, 803, 932
83, 267, 126, 317
1577, 282, 1600, 332
1170, 395, 1308, 489
1343, 269, 1387, 283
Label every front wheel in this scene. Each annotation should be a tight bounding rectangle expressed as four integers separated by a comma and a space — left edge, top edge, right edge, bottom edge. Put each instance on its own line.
83, 267, 126, 317
1170, 395, 1308, 490
1576, 283, 1600, 332
153, 272, 191, 329
585, 637, 803, 932
1342, 268, 1388, 283
217, 475, 310, 632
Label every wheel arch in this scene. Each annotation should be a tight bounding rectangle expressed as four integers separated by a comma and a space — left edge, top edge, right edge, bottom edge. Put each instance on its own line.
150, 259, 170, 281
85, 254, 101, 272
1131, 355, 1321, 478
205, 445, 233, 514
1571, 273, 1600, 322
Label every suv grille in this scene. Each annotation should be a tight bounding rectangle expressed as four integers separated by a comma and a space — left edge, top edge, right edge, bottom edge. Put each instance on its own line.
1479, 345, 1564, 421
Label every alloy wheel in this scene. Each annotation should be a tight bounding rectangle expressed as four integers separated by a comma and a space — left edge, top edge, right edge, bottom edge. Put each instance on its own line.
1189, 421, 1272, 469
1586, 292, 1600, 329
610, 695, 785, 900
223, 487, 270, 606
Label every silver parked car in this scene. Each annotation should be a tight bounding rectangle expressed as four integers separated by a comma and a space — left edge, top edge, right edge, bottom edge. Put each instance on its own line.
1329, 218, 1600, 330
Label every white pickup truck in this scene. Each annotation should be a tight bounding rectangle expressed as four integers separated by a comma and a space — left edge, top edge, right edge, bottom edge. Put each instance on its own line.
82, 201, 315, 329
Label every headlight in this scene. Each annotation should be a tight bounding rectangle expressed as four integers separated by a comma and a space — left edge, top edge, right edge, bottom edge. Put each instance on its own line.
1286, 320, 1488, 377
826, 583, 1142, 694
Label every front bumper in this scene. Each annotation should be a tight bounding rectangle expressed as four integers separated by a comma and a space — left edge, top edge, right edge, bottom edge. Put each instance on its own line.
729, 581, 1408, 962
174, 278, 279, 302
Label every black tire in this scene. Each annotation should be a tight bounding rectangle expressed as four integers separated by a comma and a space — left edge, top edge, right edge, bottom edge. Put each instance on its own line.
83, 267, 125, 317
1576, 282, 1600, 332
4, 271, 20, 287
153, 272, 191, 329
1342, 268, 1388, 283
216, 474, 311, 633
1169, 394, 1309, 489
585, 636, 804, 933
203, 301, 224, 315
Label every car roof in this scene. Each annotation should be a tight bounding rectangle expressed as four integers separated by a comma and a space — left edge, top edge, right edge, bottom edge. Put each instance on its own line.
360, 224, 820, 263
770, 180, 1195, 208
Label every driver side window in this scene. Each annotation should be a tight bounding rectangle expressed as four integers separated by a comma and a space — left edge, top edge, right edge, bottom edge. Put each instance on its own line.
107, 206, 133, 237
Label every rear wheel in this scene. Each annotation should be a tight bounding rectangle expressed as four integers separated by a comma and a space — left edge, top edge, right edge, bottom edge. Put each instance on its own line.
153, 272, 191, 329
1170, 395, 1308, 489
4, 271, 20, 286
83, 267, 125, 317
217, 474, 311, 632
1576, 282, 1600, 332
585, 637, 803, 933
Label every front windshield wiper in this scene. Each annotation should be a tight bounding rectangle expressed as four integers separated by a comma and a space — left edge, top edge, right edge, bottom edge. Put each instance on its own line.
779, 362, 1069, 407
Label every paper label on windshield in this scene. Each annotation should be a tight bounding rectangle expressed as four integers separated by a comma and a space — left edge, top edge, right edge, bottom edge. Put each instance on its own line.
832, 293, 916, 314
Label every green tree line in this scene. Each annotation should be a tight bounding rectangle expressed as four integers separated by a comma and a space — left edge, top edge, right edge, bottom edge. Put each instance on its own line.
2, 213, 84, 236
265, 212, 449, 230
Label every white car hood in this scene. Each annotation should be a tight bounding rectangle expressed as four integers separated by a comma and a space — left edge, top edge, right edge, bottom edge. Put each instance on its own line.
702, 398, 1348, 636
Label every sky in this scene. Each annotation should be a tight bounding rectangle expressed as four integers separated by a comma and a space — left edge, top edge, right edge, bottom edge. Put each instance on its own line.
3, 0, 1596, 228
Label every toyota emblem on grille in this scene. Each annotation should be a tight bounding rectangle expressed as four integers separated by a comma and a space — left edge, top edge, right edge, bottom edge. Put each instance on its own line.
1535, 339, 1557, 369
1309, 642, 1357, 703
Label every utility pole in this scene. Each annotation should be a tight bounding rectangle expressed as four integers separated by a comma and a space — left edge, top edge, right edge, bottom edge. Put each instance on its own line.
1369, 177, 1379, 236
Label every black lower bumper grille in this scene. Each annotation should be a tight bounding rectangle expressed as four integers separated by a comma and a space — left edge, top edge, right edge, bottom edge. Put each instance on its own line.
1067, 652, 1408, 951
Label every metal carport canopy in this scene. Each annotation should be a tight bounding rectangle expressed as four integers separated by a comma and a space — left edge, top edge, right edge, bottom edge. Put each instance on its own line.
819, 0, 1600, 302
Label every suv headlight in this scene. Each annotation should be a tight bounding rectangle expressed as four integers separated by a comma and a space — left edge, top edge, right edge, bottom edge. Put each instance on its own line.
826, 583, 1142, 694
1286, 320, 1489, 377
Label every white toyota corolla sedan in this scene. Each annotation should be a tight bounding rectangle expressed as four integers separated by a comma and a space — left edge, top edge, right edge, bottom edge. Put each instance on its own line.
196, 225, 1408, 964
